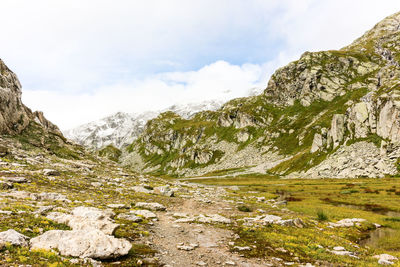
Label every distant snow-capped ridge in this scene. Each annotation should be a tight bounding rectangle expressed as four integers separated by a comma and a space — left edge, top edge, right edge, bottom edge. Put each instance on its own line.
64, 100, 224, 150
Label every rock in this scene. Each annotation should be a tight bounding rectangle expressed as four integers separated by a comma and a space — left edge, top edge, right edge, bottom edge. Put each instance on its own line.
329, 114, 346, 148
177, 244, 196, 251
225, 261, 236, 266
2, 177, 29, 183
47, 207, 118, 235
154, 186, 174, 197
192, 151, 213, 165
117, 213, 143, 222
261, 215, 282, 224
378, 259, 395, 265
0, 181, 13, 190
0, 240, 4, 250
278, 218, 305, 228
0, 210, 12, 215
30, 229, 131, 259
107, 204, 128, 209
43, 169, 61, 176
377, 100, 400, 143
0, 59, 34, 134
135, 202, 166, 211
234, 246, 252, 251
1, 190, 33, 199
37, 192, 70, 202
333, 246, 345, 251
197, 214, 231, 224
374, 254, 398, 265
229, 186, 240, 191
132, 210, 157, 219
236, 131, 250, 142
0, 229, 29, 246
35, 206, 54, 215
311, 133, 324, 153
131, 185, 153, 194
329, 246, 357, 257
328, 218, 366, 227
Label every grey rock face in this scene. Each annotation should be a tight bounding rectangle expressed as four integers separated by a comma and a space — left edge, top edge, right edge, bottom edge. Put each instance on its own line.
0, 59, 61, 135
377, 100, 400, 144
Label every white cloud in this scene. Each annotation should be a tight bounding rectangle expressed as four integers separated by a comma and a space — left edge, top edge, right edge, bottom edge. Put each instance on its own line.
22, 60, 271, 130
4, 0, 400, 130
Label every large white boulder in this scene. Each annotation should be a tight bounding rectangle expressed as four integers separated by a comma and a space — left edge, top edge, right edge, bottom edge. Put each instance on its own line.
30, 229, 131, 259
47, 206, 118, 235
0, 229, 29, 246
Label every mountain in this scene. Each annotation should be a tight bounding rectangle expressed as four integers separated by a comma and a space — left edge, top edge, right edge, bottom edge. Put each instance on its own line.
122, 11, 400, 178
64, 100, 223, 150
0, 58, 87, 161
65, 111, 158, 150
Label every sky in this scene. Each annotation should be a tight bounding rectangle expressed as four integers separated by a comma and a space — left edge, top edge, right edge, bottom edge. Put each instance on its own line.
1, 0, 400, 130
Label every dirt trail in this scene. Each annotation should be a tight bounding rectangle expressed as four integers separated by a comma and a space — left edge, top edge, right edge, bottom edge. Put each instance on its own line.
144, 197, 273, 267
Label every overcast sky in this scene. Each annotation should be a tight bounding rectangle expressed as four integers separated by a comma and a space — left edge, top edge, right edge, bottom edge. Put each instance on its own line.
1, 0, 400, 130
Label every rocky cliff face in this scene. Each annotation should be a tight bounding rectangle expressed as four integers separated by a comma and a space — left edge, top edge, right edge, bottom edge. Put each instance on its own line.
0, 59, 32, 134
0, 59, 61, 136
123, 11, 400, 178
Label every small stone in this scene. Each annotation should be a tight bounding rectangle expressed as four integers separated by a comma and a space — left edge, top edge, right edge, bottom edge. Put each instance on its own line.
177, 244, 195, 251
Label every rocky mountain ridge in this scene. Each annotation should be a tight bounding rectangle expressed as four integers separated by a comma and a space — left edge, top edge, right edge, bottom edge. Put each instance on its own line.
64, 100, 223, 150
122, 11, 400, 178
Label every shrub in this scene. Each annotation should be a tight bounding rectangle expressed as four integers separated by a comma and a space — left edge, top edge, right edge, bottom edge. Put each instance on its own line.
317, 209, 328, 221
237, 205, 252, 212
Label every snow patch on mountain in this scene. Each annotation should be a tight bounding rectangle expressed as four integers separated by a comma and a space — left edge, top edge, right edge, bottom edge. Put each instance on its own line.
64, 100, 224, 150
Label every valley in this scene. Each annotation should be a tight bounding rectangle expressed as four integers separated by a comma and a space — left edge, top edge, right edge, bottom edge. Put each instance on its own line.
2, 8, 400, 267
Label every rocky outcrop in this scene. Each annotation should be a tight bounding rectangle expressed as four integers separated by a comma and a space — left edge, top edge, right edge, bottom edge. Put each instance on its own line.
0, 59, 31, 134
0, 59, 61, 135
264, 52, 378, 106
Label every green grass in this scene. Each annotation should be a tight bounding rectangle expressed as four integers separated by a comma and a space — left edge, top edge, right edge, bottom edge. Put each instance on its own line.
187, 174, 400, 263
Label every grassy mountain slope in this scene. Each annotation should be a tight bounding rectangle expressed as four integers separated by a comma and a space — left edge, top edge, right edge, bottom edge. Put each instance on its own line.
123, 12, 400, 178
